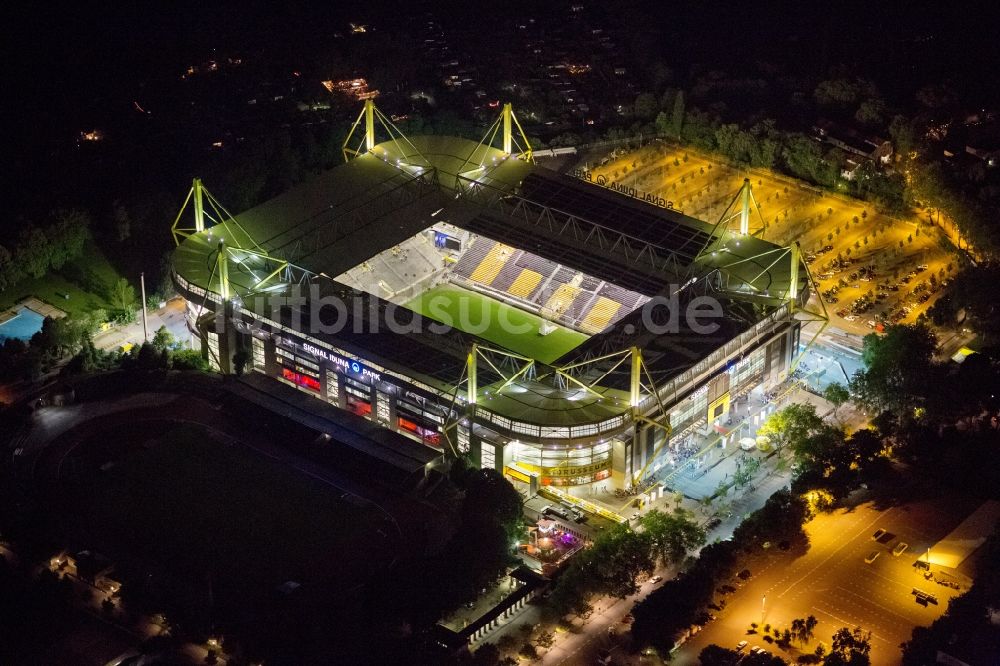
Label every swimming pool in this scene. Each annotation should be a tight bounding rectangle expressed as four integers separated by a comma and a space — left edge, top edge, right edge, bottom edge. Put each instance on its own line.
0, 306, 46, 342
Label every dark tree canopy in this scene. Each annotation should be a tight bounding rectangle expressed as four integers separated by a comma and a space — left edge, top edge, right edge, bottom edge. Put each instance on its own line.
850, 324, 937, 414
461, 468, 524, 541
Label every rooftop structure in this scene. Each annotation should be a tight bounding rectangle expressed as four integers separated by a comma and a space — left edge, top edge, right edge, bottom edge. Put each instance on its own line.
171, 102, 821, 490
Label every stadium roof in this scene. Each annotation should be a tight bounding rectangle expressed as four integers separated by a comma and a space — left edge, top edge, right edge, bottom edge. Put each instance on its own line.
518, 171, 716, 265
173, 134, 805, 408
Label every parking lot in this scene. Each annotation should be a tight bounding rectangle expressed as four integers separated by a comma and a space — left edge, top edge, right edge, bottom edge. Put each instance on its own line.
577, 143, 963, 336
673, 496, 981, 665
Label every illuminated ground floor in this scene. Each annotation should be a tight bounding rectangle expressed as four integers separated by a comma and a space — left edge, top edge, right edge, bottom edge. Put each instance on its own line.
183, 295, 798, 491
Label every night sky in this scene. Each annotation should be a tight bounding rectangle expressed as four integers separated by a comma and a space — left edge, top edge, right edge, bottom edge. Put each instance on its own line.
5, 0, 999, 235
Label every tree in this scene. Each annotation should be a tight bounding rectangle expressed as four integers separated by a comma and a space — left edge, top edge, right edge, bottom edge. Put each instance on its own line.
758, 403, 826, 454
631, 540, 738, 651
132, 342, 165, 371
699, 645, 742, 665
888, 115, 916, 159
654, 111, 671, 136
518, 644, 537, 661
151, 325, 175, 352
67, 331, 101, 374
814, 79, 864, 108
110, 278, 138, 321
854, 98, 886, 126
640, 508, 706, 566
550, 524, 654, 613
732, 462, 752, 489
671, 90, 686, 138
823, 382, 850, 418
171, 349, 209, 371
715, 124, 740, 158
49, 209, 90, 269
634, 93, 658, 120
496, 634, 519, 654
782, 134, 832, 186
232, 348, 250, 376
750, 136, 779, 169
471, 643, 501, 666
731, 489, 810, 550
929, 263, 1000, 343
461, 468, 524, 543
805, 615, 818, 643
0, 244, 14, 291
792, 615, 818, 645
111, 200, 131, 242
17, 226, 51, 279
824, 627, 872, 665
849, 324, 937, 415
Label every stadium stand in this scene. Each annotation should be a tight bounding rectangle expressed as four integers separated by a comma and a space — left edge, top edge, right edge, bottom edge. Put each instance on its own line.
507, 269, 543, 299
451, 237, 496, 279
599, 282, 645, 312
436, 232, 651, 333
543, 283, 581, 316
561, 291, 594, 324
515, 252, 557, 278
354, 227, 649, 333
582, 296, 621, 332
489, 255, 525, 293
469, 243, 515, 284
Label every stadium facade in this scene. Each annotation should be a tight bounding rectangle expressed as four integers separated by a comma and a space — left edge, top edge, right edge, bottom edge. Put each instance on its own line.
171, 102, 817, 490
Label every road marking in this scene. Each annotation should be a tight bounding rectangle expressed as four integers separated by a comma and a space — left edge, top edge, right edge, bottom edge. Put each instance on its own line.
833, 587, 918, 629
809, 606, 892, 646
819, 338, 862, 357
856, 564, 928, 596
775, 508, 892, 598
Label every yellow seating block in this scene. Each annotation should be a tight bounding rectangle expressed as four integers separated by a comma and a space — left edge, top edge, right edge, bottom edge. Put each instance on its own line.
544, 284, 580, 315
469, 243, 513, 284
508, 269, 542, 298
583, 296, 621, 331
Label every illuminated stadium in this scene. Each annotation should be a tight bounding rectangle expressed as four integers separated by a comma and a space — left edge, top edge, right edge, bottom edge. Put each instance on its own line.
170, 101, 820, 490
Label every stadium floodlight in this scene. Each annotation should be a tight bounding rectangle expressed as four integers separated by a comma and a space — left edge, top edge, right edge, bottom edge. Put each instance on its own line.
455, 102, 534, 180
170, 178, 260, 251
341, 99, 432, 169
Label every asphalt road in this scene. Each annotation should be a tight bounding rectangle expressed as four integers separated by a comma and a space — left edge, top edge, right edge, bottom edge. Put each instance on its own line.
92, 297, 192, 352
674, 499, 974, 665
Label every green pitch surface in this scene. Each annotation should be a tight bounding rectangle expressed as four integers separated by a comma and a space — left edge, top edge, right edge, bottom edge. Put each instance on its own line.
406, 284, 588, 364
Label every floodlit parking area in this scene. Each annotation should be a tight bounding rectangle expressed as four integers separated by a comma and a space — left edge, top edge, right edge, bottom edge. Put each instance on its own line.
673, 497, 984, 665
578, 143, 964, 336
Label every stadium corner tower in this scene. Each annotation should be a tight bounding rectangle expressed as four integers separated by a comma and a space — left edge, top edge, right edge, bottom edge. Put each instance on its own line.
172, 102, 813, 491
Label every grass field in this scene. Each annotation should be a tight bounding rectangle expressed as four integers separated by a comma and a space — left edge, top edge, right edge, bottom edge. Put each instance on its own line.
65, 423, 379, 591
405, 283, 588, 364
0, 240, 119, 317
